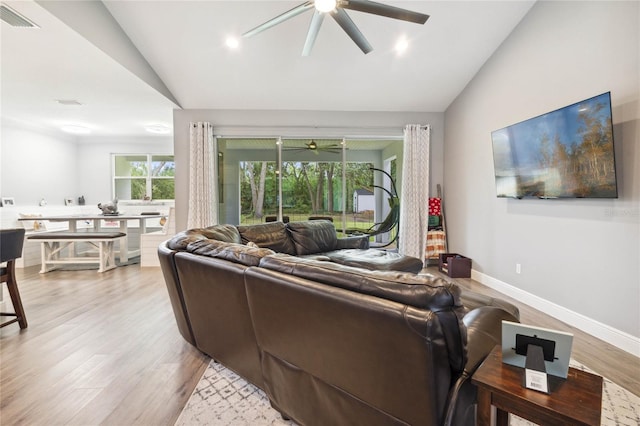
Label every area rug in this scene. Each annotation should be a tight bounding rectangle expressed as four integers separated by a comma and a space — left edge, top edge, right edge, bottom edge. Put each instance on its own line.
175, 359, 639, 426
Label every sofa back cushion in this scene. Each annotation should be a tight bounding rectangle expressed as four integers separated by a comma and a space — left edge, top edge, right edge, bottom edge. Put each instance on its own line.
167, 225, 241, 250
259, 253, 461, 311
237, 222, 296, 255
286, 220, 338, 255
203, 224, 243, 244
186, 239, 275, 267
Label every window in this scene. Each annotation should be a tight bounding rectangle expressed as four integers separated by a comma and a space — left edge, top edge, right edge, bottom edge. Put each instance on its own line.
112, 154, 175, 201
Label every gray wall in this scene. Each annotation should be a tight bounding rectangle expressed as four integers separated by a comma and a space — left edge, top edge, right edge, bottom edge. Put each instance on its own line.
444, 1, 639, 343
173, 109, 444, 230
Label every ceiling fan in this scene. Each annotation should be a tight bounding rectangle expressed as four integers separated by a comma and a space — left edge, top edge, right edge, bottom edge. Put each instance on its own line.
242, 0, 429, 56
283, 140, 343, 154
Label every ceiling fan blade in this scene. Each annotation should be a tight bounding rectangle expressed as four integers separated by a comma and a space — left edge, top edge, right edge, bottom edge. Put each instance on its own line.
243, 1, 314, 38
341, 0, 429, 24
330, 8, 372, 54
302, 10, 325, 56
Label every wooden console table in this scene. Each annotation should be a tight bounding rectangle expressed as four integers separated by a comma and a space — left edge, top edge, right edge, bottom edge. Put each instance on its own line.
472, 345, 602, 426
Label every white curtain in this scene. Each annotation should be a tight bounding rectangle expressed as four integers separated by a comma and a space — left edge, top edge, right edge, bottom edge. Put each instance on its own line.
398, 124, 430, 261
187, 122, 218, 228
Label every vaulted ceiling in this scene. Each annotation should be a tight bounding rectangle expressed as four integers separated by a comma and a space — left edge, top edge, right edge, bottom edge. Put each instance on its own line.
1, 1, 535, 139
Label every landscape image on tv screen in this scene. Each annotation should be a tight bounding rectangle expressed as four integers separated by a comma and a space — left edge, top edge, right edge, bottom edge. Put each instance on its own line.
491, 92, 617, 198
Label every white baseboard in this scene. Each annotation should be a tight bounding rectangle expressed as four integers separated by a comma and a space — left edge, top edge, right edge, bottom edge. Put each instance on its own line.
471, 269, 640, 358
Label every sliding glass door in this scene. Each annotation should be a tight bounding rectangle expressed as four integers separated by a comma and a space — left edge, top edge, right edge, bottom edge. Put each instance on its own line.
218, 137, 402, 246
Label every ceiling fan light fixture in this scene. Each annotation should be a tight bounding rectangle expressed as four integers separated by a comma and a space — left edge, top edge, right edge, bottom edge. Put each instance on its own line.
395, 37, 409, 54
315, 0, 337, 13
308, 140, 318, 149
225, 36, 240, 49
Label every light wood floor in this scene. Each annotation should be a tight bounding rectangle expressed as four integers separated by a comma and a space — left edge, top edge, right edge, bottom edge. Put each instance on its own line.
1, 264, 638, 426
1, 265, 208, 426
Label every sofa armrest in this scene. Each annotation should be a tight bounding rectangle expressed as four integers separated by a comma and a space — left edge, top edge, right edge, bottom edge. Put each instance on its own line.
463, 306, 519, 375
335, 235, 370, 250
443, 306, 520, 426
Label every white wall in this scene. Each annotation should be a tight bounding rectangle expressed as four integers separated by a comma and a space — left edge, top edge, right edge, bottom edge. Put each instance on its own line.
1, 123, 78, 206
173, 109, 444, 230
76, 136, 173, 205
444, 1, 639, 352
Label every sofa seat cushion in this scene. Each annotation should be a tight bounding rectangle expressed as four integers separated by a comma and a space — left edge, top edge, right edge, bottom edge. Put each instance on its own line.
237, 222, 296, 255
259, 253, 461, 311
322, 248, 424, 273
167, 225, 241, 250
186, 239, 275, 267
286, 220, 338, 255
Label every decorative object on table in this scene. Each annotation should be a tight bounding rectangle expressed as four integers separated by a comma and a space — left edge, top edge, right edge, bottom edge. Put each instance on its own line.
97, 199, 119, 215
1, 197, 15, 207
18, 213, 45, 231
39, 198, 47, 206
64, 198, 74, 206
501, 320, 574, 386
78, 195, 85, 205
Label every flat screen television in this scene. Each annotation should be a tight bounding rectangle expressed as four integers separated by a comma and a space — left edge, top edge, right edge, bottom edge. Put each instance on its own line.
491, 92, 618, 199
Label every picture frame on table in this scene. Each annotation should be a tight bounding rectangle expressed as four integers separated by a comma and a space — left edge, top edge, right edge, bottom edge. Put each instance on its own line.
64, 198, 74, 206
1, 197, 15, 207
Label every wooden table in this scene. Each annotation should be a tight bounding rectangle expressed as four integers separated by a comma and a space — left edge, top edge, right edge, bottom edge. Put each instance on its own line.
472, 345, 602, 426
19, 213, 162, 262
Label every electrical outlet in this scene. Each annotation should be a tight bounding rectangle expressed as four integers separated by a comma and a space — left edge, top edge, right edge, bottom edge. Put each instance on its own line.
516, 263, 521, 274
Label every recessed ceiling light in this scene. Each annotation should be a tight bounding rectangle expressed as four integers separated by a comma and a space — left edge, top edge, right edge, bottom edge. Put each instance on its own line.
145, 124, 171, 134
56, 99, 83, 106
395, 37, 409, 55
226, 36, 240, 49
61, 125, 91, 134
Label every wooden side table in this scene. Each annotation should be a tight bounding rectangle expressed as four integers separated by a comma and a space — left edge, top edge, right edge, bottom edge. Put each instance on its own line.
472, 345, 602, 426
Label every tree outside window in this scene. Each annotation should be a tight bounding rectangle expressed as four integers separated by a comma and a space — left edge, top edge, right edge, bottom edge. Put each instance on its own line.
113, 154, 175, 201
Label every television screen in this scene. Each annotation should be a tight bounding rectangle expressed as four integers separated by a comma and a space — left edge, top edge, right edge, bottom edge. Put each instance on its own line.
491, 92, 617, 198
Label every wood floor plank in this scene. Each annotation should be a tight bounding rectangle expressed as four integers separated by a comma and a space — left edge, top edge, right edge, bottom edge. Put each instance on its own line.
0, 263, 637, 426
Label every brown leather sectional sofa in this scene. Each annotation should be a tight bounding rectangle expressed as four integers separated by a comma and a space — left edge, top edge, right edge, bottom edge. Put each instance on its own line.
159, 220, 519, 425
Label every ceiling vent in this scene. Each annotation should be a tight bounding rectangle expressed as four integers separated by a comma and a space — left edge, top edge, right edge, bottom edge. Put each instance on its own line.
0, 4, 39, 28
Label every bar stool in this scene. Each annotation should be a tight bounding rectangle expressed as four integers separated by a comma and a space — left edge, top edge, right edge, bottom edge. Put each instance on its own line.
1, 228, 27, 329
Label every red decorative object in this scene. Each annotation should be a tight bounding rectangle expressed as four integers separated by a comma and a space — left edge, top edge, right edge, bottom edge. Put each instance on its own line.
428, 198, 441, 216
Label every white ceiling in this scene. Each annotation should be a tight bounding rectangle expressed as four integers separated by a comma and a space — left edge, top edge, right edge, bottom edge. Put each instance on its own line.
0, 0, 535, 140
